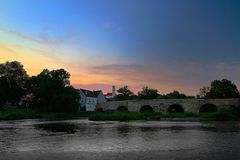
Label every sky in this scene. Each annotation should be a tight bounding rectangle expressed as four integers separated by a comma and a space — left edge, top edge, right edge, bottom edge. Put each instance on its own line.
0, 0, 240, 95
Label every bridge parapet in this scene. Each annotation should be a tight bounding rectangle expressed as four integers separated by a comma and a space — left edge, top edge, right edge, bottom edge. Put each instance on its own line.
97, 99, 240, 113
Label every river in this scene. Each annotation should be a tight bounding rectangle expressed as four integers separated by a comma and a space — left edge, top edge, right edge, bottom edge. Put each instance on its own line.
0, 119, 240, 160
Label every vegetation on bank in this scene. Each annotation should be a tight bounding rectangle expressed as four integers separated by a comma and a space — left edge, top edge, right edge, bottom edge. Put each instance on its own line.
0, 108, 91, 120
1, 106, 238, 122
88, 112, 197, 121
89, 110, 240, 121
1, 107, 239, 121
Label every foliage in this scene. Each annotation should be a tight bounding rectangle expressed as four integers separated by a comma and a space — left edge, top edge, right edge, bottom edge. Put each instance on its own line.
199, 79, 239, 98
0, 108, 92, 120
49, 87, 80, 112
161, 91, 188, 99
26, 69, 79, 112
89, 112, 196, 121
0, 61, 28, 105
115, 86, 134, 100
198, 86, 210, 98
138, 86, 159, 99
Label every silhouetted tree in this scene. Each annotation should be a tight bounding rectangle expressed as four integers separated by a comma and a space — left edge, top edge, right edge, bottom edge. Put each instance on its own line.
163, 91, 187, 99
199, 79, 239, 98
198, 86, 210, 98
115, 86, 133, 100
26, 69, 79, 112
50, 86, 80, 112
138, 86, 159, 99
0, 61, 28, 105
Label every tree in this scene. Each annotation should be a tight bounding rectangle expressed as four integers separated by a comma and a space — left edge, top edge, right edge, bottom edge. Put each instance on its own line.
138, 86, 159, 99
115, 86, 133, 100
0, 61, 28, 105
0, 77, 8, 107
199, 79, 239, 98
50, 87, 80, 112
26, 69, 79, 112
163, 91, 187, 99
198, 86, 210, 98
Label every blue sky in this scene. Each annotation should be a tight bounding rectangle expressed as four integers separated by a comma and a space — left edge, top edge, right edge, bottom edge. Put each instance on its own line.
0, 0, 239, 94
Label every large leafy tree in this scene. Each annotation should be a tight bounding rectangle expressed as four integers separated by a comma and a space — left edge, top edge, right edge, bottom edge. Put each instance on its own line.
138, 86, 159, 99
199, 79, 239, 98
0, 61, 28, 105
198, 86, 210, 98
26, 69, 79, 112
115, 86, 134, 100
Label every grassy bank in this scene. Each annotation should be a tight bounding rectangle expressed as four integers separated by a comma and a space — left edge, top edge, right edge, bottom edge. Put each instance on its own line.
0, 108, 239, 121
88, 112, 197, 121
89, 110, 240, 121
0, 108, 91, 120
199, 109, 240, 121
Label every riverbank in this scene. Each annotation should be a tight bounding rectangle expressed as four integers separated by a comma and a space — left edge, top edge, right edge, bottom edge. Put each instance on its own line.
89, 110, 239, 121
0, 108, 91, 120
0, 108, 239, 121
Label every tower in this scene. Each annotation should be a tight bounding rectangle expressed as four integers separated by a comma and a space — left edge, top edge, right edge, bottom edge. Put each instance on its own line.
112, 85, 116, 97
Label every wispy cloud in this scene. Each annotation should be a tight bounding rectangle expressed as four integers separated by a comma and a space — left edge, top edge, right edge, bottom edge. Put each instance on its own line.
89, 63, 175, 84
0, 28, 78, 47
0, 28, 80, 61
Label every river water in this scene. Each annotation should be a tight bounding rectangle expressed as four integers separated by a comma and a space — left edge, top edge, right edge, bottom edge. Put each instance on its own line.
0, 119, 240, 160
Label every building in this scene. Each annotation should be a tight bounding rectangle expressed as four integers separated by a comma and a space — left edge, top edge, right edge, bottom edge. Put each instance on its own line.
105, 86, 116, 100
79, 89, 106, 111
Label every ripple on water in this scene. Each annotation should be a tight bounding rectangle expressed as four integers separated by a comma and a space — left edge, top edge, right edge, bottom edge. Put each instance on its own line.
0, 120, 240, 153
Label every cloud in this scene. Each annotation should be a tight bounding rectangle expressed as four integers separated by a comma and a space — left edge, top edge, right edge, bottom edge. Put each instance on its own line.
0, 28, 78, 47
0, 28, 80, 62
0, 43, 18, 55
89, 63, 176, 84
72, 83, 143, 94
0, 28, 42, 44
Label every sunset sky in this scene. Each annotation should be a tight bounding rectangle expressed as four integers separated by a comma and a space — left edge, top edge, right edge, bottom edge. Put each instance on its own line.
0, 0, 240, 95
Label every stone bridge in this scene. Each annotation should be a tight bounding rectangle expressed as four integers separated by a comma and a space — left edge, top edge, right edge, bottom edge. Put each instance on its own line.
97, 99, 240, 113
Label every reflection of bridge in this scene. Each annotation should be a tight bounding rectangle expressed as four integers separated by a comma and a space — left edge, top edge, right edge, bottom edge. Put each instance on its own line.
97, 99, 240, 113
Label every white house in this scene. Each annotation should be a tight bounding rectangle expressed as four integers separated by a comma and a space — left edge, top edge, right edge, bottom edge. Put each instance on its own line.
79, 89, 106, 111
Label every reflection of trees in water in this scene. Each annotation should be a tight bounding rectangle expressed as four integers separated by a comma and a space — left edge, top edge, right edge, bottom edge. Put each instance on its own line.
0, 127, 18, 152
201, 123, 240, 132
138, 124, 240, 133
117, 125, 133, 136
138, 126, 186, 133
138, 126, 159, 132
87, 124, 104, 137
35, 123, 79, 134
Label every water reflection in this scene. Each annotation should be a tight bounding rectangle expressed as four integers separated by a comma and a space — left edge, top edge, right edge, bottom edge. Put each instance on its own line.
138, 126, 160, 132
35, 123, 79, 134
0, 120, 240, 156
117, 125, 133, 136
200, 123, 240, 133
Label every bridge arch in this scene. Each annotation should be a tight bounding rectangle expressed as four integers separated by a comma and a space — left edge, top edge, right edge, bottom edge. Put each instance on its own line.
199, 103, 218, 112
140, 105, 154, 112
168, 104, 184, 113
117, 106, 128, 112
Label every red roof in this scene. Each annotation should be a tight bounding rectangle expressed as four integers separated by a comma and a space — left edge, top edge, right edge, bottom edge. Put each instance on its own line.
104, 93, 113, 96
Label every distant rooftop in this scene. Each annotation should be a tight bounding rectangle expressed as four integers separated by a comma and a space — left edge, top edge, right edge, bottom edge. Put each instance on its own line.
80, 89, 102, 97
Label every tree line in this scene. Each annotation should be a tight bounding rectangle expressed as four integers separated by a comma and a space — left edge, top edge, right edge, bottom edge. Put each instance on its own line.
0, 61, 79, 112
114, 81, 240, 101
0, 61, 239, 111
